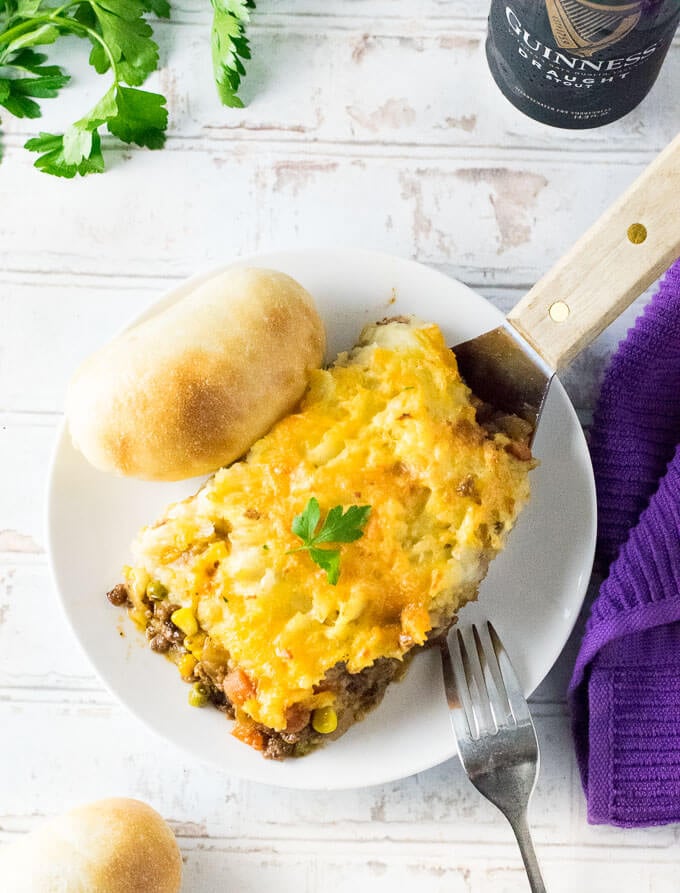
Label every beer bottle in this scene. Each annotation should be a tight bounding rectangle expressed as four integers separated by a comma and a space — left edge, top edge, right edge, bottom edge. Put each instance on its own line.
486, 1, 680, 129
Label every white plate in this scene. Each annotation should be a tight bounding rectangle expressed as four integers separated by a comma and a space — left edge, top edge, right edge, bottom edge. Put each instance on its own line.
47, 248, 596, 790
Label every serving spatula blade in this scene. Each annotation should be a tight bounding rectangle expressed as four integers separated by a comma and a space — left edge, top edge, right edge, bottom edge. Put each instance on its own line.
454, 324, 552, 436
453, 132, 680, 439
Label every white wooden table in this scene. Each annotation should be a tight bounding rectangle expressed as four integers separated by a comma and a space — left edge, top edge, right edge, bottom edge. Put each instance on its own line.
2, 2, 679, 890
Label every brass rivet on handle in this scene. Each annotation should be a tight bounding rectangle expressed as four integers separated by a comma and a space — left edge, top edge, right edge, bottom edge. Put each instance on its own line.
627, 223, 647, 244
549, 301, 570, 323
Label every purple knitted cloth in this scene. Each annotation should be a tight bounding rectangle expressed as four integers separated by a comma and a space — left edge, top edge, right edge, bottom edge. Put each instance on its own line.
568, 259, 680, 827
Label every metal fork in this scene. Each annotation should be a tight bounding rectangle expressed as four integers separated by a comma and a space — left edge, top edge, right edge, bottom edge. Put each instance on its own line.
440, 622, 546, 893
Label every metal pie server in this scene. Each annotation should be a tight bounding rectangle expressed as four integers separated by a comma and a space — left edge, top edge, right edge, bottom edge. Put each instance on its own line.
454, 132, 680, 438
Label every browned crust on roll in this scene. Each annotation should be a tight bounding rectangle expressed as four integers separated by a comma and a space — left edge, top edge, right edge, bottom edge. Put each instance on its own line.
0, 798, 182, 893
66, 267, 326, 481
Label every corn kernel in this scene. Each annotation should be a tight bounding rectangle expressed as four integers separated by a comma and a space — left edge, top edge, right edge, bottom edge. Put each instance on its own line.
184, 633, 207, 657
178, 653, 197, 679
188, 682, 209, 708
171, 607, 198, 637
312, 706, 338, 734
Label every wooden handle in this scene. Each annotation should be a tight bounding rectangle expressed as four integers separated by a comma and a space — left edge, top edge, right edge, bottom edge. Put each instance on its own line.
507, 132, 680, 371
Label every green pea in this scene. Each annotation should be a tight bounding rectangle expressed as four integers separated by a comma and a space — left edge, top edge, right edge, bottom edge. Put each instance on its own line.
146, 580, 168, 601
188, 683, 209, 708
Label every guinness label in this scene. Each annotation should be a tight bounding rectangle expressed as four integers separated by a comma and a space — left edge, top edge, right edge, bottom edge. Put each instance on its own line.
486, 1, 680, 128
546, 0, 641, 56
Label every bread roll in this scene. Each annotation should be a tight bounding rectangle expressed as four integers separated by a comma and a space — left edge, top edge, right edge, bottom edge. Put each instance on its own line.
0, 798, 182, 893
66, 267, 326, 481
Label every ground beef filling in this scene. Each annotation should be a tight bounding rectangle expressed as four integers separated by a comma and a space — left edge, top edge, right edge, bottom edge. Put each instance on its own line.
106, 583, 130, 607
473, 397, 534, 461
105, 584, 417, 758
260, 657, 407, 760
144, 600, 185, 653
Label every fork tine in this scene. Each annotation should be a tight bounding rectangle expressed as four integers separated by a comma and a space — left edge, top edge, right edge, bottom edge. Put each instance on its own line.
449, 632, 479, 737
458, 628, 497, 736
439, 637, 475, 744
487, 621, 532, 725
472, 624, 513, 728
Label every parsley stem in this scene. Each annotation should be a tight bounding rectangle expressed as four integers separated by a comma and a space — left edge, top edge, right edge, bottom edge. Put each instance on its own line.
0, 3, 78, 48
0, 19, 44, 46
0, 10, 118, 82
58, 17, 119, 81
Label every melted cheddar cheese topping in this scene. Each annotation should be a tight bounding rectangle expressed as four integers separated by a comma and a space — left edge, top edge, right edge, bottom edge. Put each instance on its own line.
125, 319, 532, 731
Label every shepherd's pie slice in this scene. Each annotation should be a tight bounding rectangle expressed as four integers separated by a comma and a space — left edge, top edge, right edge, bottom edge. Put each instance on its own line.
111, 317, 534, 758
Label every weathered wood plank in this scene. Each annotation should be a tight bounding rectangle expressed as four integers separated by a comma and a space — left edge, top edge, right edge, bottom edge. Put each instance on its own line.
172, 847, 680, 893
0, 148, 664, 290
0, 564, 96, 686
170, 0, 490, 19
0, 834, 677, 893
0, 697, 676, 853
0, 280, 155, 414
0, 414, 54, 554
1, 17, 676, 154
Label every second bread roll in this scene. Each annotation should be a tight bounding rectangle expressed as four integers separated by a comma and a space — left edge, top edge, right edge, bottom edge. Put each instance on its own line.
0, 798, 182, 893
66, 267, 326, 481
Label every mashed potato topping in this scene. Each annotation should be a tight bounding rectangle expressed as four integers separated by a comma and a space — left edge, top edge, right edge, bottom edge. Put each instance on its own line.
125, 318, 532, 732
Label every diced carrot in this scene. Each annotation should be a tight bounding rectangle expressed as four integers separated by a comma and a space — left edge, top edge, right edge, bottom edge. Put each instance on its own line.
232, 721, 265, 751
223, 668, 256, 706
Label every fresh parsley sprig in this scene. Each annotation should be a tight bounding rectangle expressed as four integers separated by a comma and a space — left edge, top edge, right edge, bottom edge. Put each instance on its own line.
0, 0, 169, 176
210, 0, 254, 108
289, 497, 372, 586
1, 0, 258, 174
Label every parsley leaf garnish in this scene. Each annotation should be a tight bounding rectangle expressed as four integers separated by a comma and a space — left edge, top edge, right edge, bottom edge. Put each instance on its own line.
0, 48, 68, 118
0, 0, 168, 176
210, 0, 254, 108
289, 497, 372, 586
